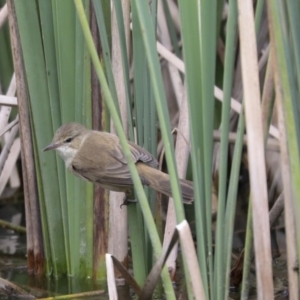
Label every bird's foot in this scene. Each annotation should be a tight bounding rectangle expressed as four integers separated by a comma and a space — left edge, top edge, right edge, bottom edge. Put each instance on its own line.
120, 197, 138, 208
120, 189, 137, 208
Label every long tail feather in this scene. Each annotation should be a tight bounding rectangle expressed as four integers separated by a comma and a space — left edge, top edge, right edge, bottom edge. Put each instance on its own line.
136, 163, 194, 203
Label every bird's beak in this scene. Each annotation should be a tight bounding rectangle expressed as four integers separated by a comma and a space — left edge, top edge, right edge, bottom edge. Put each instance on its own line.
43, 143, 59, 152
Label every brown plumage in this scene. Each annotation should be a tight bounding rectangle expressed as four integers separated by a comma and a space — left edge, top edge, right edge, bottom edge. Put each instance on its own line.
43, 123, 194, 203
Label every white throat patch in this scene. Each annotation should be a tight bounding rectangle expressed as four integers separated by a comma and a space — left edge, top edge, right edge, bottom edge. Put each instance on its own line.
56, 145, 77, 168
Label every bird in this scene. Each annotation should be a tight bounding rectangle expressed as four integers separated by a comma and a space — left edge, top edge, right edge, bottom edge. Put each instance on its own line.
43, 122, 194, 203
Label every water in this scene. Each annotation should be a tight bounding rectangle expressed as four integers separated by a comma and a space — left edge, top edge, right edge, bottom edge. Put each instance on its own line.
0, 204, 116, 299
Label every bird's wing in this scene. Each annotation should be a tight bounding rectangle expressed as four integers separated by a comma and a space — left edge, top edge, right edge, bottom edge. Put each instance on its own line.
71, 154, 136, 186
72, 158, 149, 187
71, 131, 153, 187
106, 141, 158, 170
128, 141, 158, 168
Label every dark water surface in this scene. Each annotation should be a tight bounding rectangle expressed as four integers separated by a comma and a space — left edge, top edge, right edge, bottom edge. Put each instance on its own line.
0, 204, 129, 300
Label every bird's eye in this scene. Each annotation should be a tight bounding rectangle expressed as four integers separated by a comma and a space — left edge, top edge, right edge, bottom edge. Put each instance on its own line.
64, 138, 73, 143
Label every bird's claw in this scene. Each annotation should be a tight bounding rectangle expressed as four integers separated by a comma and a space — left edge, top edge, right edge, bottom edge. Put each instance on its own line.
120, 197, 138, 208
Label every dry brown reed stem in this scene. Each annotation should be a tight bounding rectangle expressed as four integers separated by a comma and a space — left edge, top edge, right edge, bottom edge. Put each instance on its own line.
0, 118, 18, 174
156, 40, 280, 140
0, 3, 8, 29
212, 130, 280, 151
163, 88, 190, 276
7, 0, 44, 275
106, 254, 118, 300
0, 118, 18, 137
90, 2, 108, 279
0, 95, 17, 106
268, 192, 284, 227
0, 277, 34, 298
157, 0, 188, 276
261, 50, 275, 139
157, 0, 183, 108
177, 220, 205, 299
0, 75, 16, 129
108, 0, 130, 269
237, 0, 274, 298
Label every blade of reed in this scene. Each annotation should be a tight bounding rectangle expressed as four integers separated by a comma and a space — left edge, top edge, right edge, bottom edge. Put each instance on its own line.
74, 1, 176, 297
111, 0, 134, 134
267, 0, 300, 292
237, 0, 274, 298
104, 18, 129, 277
128, 206, 147, 286
287, 1, 300, 99
240, 200, 254, 299
143, 2, 159, 277
199, 1, 218, 294
105, 254, 118, 299
286, 1, 300, 145
214, 1, 238, 299
279, 1, 300, 296
240, 18, 273, 299
74, 0, 93, 276
111, 2, 151, 280
161, 0, 181, 59
52, 0, 77, 276
0, 3, 13, 93
38, 0, 69, 274
14, 0, 67, 275
131, 0, 184, 218
17, 0, 93, 277
90, 0, 110, 279
131, 0, 158, 275
131, 2, 147, 146
6, 2, 47, 275
177, 220, 206, 299
94, 0, 128, 276
224, 109, 246, 299
261, 52, 275, 139
239, 1, 267, 296
132, 1, 199, 298
242, 51, 276, 298
273, 65, 299, 298
254, 0, 265, 35
176, 1, 207, 297
92, 0, 120, 119
52, 0, 89, 276
52, 1, 76, 122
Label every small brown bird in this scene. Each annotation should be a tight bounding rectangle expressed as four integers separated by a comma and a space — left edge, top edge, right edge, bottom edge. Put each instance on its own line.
43, 123, 194, 203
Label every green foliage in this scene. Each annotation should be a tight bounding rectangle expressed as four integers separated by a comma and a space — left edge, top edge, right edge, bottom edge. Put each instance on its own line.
0, 0, 13, 93
14, 0, 93, 277
8, 0, 300, 298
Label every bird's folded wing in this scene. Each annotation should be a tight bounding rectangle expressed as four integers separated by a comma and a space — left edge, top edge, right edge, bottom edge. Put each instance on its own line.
71, 160, 135, 186
128, 141, 158, 168
72, 161, 149, 186
71, 131, 157, 186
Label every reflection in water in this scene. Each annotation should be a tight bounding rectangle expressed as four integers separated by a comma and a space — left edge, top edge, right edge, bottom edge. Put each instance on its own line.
0, 233, 20, 255
0, 204, 25, 255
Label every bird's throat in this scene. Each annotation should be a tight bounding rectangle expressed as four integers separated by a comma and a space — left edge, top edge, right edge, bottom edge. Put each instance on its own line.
56, 145, 78, 168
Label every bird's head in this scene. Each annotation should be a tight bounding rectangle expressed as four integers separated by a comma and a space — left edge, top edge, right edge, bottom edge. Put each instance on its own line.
43, 122, 88, 166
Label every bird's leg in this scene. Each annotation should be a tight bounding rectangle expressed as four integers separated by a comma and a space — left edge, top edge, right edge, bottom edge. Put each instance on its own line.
120, 188, 137, 208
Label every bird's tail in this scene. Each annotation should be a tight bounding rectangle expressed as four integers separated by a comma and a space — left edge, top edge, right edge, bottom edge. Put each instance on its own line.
136, 163, 194, 203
